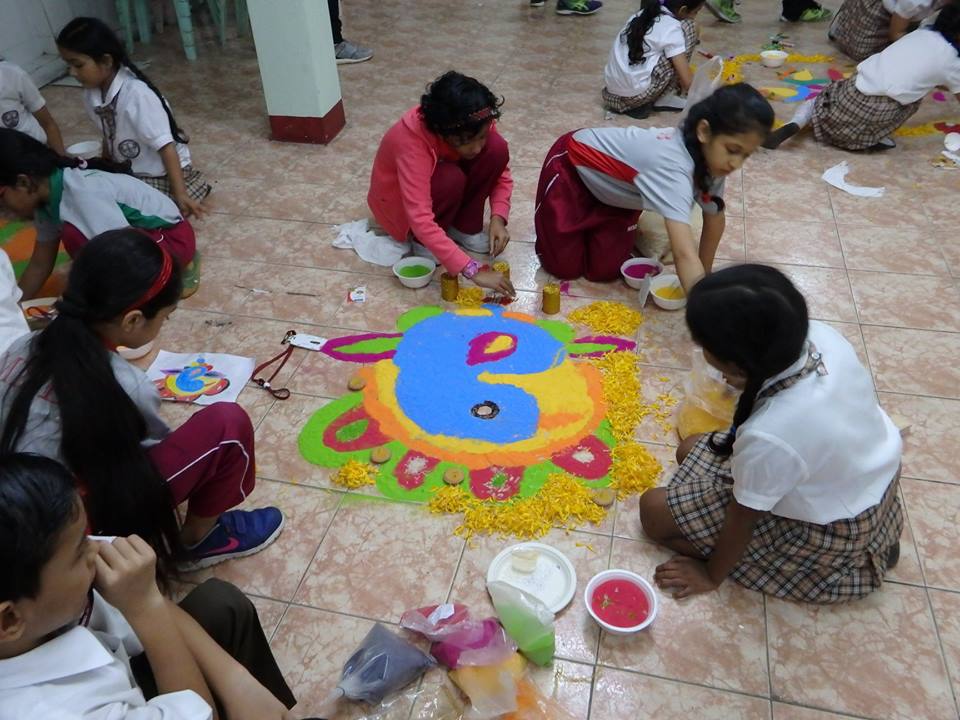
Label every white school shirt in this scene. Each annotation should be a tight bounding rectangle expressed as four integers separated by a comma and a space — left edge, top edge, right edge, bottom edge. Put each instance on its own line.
731, 321, 902, 524
33, 167, 183, 246
855, 28, 960, 104
0, 60, 47, 143
0, 250, 28, 354
604, 10, 687, 97
881, 0, 945, 20
0, 591, 212, 720
84, 67, 191, 178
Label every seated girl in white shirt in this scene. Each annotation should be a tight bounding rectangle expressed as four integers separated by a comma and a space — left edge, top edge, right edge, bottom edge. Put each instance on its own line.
56, 17, 210, 219
765, 5, 960, 151
0, 454, 295, 719
602, 0, 705, 118
0, 59, 65, 154
829, 0, 948, 62
638, 264, 903, 604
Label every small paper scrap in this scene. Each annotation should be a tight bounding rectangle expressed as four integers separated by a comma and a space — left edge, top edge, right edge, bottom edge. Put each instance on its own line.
347, 286, 367, 303
821, 161, 885, 198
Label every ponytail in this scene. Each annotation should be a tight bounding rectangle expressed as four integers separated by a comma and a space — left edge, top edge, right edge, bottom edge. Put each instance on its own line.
0, 128, 129, 187
684, 264, 809, 457
680, 83, 773, 212
0, 230, 185, 583
622, 0, 662, 65
933, 2, 960, 55
57, 17, 188, 145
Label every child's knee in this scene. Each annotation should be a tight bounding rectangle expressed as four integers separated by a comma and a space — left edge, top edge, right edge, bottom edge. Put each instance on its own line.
199, 401, 254, 438
676, 433, 704, 464
483, 131, 510, 169
638, 487, 669, 539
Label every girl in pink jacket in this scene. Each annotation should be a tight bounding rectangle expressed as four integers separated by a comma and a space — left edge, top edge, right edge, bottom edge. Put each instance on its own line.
368, 71, 515, 295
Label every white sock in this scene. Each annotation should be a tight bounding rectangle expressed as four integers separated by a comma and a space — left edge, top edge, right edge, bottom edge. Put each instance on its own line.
790, 99, 816, 129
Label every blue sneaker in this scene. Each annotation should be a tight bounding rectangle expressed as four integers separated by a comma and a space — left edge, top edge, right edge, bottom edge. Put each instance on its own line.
183, 507, 285, 570
556, 0, 602, 15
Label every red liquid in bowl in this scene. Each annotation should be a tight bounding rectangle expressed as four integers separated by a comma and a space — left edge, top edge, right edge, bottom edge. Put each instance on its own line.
591, 578, 650, 628
623, 263, 660, 280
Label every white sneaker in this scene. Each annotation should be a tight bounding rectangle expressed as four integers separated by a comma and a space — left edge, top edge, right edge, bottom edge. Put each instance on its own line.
449, 227, 491, 254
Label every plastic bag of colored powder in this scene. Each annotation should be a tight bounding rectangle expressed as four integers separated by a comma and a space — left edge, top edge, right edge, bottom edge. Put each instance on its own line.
676, 348, 739, 440
487, 581, 555, 666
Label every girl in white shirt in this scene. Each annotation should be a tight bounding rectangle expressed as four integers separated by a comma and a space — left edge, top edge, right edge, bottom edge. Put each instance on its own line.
829, 0, 948, 61
602, 0, 705, 118
639, 265, 903, 603
0, 59, 65, 154
765, 6, 960, 151
55, 17, 210, 219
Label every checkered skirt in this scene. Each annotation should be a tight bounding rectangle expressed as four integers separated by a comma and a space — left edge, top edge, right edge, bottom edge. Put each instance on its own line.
666, 434, 903, 603
811, 76, 921, 150
602, 19, 698, 113
137, 165, 212, 202
829, 0, 891, 61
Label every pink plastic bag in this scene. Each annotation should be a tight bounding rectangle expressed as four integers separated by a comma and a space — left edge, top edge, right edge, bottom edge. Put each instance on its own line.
400, 604, 470, 641
432, 617, 517, 669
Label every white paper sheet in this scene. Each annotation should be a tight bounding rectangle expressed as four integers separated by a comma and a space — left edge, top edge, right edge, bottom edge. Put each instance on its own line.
332, 219, 412, 266
146, 351, 255, 405
821, 161, 885, 198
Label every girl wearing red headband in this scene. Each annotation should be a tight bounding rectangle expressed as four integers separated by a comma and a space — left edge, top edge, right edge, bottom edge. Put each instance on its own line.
368, 71, 515, 296
0, 230, 282, 578
0, 128, 197, 301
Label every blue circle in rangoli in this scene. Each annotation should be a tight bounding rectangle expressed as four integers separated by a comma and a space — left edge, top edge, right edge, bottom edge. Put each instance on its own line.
392, 309, 566, 443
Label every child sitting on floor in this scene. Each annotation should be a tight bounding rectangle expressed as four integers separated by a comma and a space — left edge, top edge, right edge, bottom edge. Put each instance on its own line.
534, 84, 773, 289
368, 71, 515, 297
0, 251, 28, 355
766, 3, 960, 151
0, 229, 282, 574
57, 17, 211, 219
0, 129, 198, 300
829, 0, 948, 62
0, 58, 65, 155
0, 454, 296, 719
639, 265, 903, 604
602, 0, 705, 118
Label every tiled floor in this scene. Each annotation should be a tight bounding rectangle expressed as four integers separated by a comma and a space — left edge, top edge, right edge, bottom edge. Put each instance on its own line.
36, 0, 960, 717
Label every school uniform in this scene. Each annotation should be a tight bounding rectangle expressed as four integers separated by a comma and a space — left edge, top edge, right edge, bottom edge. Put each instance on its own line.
0, 250, 28, 354
811, 28, 960, 150
84, 67, 210, 202
0, 61, 47, 144
34, 166, 195, 267
0, 579, 295, 719
602, 12, 698, 113
534, 125, 723, 281
666, 321, 904, 603
368, 106, 513, 274
0, 332, 257, 526
830, 0, 946, 61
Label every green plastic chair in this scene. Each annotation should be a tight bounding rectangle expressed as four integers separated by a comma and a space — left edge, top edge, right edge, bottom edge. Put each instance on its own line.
115, 0, 248, 62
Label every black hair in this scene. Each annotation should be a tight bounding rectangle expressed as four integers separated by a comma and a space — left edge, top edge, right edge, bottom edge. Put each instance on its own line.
0, 454, 79, 602
680, 83, 774, 213
57, 17, 188, 144
419, 71, 503, 144
0, 229, 184, 581
622, 0, 706, 65
685, 264, 809, 456
0, 128, 129, 188
932, 2, 960, 55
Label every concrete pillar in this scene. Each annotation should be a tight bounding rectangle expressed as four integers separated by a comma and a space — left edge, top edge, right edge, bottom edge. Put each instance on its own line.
247, 0, 345, 144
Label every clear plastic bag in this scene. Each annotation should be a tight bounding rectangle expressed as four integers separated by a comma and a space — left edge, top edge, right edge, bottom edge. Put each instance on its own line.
675, 348, 739, 440
317, 623, 435, 717
677, 55, 724, 124
400, 603, 471, 641
505, 678, 578, 720
449, 652, 527, 719
433, 617, 517, 669
487, 581, 555, 667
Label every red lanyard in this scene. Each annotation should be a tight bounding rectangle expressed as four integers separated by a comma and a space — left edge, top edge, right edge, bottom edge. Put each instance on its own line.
251, 330, 297, 400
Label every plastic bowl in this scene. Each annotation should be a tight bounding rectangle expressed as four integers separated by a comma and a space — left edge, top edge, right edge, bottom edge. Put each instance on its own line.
392, 256, 437, 289
117, 340, 155, 361
620, 257, 664, 289
584, 569, 658, 635
650, 273, 686, 310
66, 140, 101, 160
760, 50, 788, 68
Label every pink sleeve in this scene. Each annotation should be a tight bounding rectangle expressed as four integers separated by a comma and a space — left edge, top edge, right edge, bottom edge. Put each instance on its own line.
395, 144, 471, 274
489, 128, 513, 222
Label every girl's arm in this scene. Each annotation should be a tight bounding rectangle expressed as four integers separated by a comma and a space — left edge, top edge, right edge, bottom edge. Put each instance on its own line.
664, 218, 705, 291
698, 210, 725, 274
654, 500, 763, 598
17, 239, 58, 300
159, 143, 206, 219
670, 53, 694, 93
34, 106, 65, 155
888, 13, 911, 42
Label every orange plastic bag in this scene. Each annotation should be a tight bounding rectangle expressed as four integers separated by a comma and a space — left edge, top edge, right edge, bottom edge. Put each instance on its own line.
504, 678, 578, 720
675, 348, 738, 440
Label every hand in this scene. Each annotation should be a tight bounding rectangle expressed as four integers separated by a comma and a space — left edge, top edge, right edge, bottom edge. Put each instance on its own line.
654, 556, 719, 599
488, 215, 510, 257
221, 671, 293, 720
175, 193, 207, 219
93, 535, 165, 620
472, 268, 515, 297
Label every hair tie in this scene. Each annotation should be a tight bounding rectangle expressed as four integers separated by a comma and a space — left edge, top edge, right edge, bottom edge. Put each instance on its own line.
439, 106, 498, 133
122, 247, 173, 315
77, 158, 88, 170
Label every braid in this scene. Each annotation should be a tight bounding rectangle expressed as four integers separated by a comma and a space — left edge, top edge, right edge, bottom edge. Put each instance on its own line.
708, 375, 763, 456
622, 0, 662, 65
122, 59, 189, 144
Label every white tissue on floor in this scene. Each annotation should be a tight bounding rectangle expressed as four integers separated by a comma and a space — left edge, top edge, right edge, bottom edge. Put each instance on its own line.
821, 161, 885, 198
332, 219, 411, 266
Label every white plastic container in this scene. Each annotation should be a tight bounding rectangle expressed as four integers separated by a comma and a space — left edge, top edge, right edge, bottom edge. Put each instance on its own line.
620, 257, 663, 289
392, 257, 437, 289
760, 50, 788, 68
649, 273, 686, 310
584, 569, 658, 635
65, 140, 101, 160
